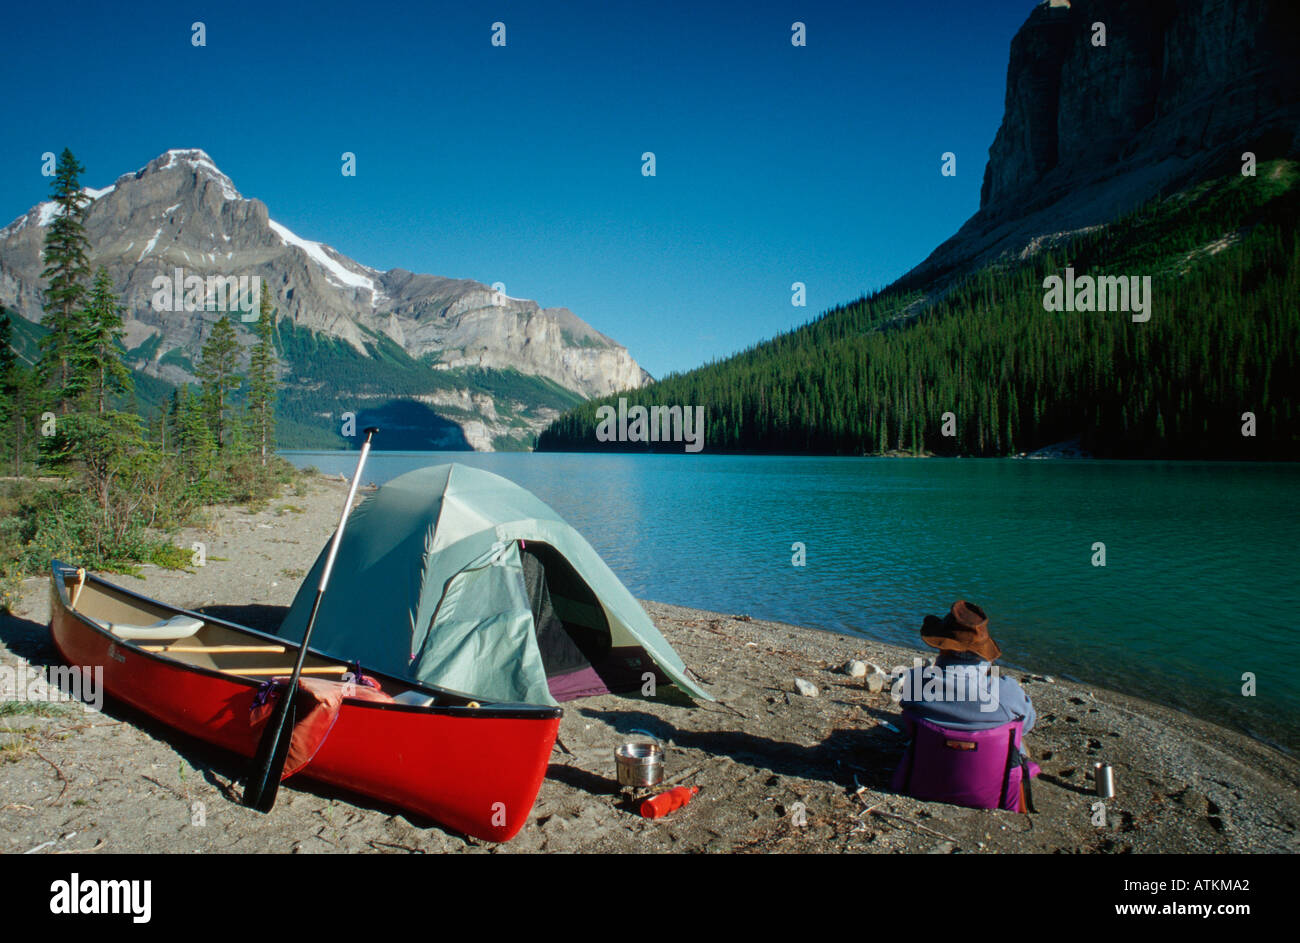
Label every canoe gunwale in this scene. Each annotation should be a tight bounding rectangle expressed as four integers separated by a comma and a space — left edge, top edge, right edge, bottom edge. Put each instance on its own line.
49, 560, 563, 722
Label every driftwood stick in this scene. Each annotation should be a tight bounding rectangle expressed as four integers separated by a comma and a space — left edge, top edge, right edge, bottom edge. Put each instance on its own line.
368, 838, 426, 853
142, 774, 187, 801
867, 807, 958, 842
34, 750, 70, 803
54, 839, 107, 854
663, 766, 701, 787
705, 700, 751, 720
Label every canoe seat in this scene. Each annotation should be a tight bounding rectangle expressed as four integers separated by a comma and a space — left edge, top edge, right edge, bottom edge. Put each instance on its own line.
392, 690, 437, 707
94, 614, 205, 641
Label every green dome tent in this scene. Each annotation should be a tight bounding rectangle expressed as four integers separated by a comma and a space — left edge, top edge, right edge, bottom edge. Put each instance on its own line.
276, 464, 710, 706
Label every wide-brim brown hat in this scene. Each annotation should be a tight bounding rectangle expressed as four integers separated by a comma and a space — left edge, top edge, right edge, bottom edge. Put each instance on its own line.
920, 600, 1001, 661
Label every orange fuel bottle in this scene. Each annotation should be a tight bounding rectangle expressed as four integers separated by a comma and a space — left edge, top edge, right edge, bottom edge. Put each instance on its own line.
640, 785, 699, 819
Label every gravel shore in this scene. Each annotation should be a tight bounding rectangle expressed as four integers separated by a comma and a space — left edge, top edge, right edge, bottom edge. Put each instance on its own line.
2, 474, 1296, 853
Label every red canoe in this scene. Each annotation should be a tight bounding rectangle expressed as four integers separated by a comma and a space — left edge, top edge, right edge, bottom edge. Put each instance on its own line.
48, 561, 561, 841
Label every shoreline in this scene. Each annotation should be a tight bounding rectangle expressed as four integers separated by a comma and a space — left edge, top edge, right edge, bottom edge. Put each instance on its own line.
655, 603, 1298, 762
285, 448, 1292, 462
1, 474, 1296, 853
12, 570, 1295, 761
283, 452, 1300, 756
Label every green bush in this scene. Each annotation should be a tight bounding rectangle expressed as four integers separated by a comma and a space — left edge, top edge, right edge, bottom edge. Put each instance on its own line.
149, 542, 195, 570
12, 488, 154, 573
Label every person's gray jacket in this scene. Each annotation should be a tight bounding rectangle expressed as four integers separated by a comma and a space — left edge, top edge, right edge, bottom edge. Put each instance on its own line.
897, 651, 1035, 733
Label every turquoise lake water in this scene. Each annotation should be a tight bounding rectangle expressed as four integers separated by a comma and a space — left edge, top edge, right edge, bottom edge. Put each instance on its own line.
284, 451, 1300, 752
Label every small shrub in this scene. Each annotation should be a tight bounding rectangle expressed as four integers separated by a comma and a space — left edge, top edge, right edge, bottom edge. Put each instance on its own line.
149, 542, 194, 570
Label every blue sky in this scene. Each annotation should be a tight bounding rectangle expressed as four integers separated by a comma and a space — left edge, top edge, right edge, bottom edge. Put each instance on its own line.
0, 0, 1035, 377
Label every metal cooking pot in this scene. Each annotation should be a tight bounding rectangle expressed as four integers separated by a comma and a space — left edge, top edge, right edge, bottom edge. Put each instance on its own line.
615, 730, 664, 788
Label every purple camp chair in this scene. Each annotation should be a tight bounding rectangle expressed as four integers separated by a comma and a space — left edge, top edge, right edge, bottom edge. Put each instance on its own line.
890, 710, 1040, 813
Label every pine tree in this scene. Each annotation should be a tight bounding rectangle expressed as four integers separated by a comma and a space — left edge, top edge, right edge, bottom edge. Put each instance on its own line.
0, 313, 33, 474
166, 388, 184, 453
196, 316, 243, 449
0, 312, 15, 422
174, 386, 216, 482
77, 267, 133, 414
46, 410, 146, 522
38, 149, 93, 411
244, 285, 278, 465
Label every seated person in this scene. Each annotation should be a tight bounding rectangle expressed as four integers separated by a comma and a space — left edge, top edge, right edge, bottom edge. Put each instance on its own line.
897, 600, 1035, 741
892, 600, 1039, 811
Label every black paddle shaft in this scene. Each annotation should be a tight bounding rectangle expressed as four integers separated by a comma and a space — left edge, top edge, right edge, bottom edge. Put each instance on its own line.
243, 427, 379, 812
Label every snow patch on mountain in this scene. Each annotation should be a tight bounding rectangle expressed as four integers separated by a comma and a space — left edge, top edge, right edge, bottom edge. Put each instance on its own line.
140, 227, 163, 261
16, 184, 119, 231
268, 218, 377, 295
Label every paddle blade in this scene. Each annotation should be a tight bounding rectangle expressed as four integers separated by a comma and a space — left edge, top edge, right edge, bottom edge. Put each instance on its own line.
243, 695, 297, 812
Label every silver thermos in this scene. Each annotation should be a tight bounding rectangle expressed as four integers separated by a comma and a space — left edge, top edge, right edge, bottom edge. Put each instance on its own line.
1094, 762, 1115, 798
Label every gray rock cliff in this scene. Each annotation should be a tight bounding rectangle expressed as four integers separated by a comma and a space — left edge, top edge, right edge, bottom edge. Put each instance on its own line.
910, 0, 1300, 281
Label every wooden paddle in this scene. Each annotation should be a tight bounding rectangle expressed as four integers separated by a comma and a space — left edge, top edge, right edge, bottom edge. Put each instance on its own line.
243, 426, 379, 812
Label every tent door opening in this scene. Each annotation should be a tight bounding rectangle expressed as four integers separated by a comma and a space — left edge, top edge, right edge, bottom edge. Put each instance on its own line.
518, 541, 664, 701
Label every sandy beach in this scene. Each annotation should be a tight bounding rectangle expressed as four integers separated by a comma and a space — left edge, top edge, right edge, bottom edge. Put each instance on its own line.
2, 474, 1297, 854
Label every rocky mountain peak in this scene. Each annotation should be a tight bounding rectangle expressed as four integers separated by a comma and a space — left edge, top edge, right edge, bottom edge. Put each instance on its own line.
138, 148, 244, 201
0, 149, 649, 406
